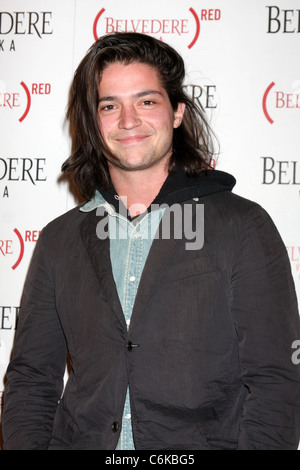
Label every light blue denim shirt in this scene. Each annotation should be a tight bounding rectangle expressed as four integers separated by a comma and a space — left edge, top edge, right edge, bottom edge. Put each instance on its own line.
80, 191, 165, 449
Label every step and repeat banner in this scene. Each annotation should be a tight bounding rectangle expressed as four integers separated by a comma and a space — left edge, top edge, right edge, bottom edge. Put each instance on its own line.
0, 0, 299, 445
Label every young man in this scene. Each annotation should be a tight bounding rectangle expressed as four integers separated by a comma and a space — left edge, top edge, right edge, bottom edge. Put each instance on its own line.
2, 32, 300, 450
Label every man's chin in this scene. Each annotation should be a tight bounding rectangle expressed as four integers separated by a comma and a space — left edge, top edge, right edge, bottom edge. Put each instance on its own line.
108, 155, 154, 172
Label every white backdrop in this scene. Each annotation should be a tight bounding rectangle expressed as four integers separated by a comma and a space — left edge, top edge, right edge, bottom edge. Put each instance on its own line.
1, 0, 299, 447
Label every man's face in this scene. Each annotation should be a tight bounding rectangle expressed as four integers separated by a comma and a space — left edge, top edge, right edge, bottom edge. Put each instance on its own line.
97, 61, 185, 173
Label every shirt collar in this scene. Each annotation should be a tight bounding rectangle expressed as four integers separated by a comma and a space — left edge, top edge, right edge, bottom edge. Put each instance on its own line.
80, 190, 115, 214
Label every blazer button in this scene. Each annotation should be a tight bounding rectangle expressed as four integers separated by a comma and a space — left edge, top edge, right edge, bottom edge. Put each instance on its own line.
127, 341, 138, 351
112, 421, 119, 433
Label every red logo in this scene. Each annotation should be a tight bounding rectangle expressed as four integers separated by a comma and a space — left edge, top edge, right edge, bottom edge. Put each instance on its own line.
0, 81, 51, 122
11, 228, 24, 270
0, 229, 41, 270
262, 81, 300, 124
19, 82, 31, 122
93, 7, 221, 48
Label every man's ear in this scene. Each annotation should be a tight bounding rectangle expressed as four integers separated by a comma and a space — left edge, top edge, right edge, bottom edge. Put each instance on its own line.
173, 102, 185, 129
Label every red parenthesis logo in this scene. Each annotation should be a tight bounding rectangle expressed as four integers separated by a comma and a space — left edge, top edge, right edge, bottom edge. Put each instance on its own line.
263, 82, 275, 124
12, 229, 24, 270
188, 8, 200, 49
19, 81, 31, 122
93, 7, 200, 48
93, 8, 105, 41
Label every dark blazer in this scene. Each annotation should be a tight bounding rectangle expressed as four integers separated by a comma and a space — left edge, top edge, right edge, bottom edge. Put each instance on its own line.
2, 191, 300, 450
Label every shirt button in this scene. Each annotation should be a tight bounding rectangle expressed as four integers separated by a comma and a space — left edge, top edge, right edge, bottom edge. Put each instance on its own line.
129, 275, 136, 282
125, 413, 131, 420
112, 421, 119, 433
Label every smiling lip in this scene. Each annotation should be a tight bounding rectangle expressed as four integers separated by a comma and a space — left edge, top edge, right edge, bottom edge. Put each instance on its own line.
115, 135, 150, 145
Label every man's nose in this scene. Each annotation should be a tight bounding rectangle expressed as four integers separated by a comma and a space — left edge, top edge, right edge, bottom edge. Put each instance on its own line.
118, 105, 142, 129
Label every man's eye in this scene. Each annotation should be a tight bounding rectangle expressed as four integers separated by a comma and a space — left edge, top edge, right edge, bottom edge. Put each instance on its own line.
101, 104, 115, 111
142, 100, 155, 106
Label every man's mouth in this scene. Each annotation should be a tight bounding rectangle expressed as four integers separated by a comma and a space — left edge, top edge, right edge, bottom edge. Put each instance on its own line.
115, 135, 151, 145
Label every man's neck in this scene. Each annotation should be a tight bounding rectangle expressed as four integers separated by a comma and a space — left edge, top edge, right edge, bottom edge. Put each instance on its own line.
109, 165, 169, 217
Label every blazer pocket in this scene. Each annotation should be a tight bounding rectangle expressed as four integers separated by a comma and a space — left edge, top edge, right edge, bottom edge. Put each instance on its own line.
164, 255, 216, 283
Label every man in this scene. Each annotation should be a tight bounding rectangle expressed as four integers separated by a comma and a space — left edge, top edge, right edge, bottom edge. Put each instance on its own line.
2, 32, 300, 450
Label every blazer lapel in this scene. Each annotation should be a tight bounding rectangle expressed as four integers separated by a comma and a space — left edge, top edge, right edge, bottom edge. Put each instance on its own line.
79, 210, 126, 330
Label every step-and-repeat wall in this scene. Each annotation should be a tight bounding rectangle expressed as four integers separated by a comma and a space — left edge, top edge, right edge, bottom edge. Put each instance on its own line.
1, 0, 299, 446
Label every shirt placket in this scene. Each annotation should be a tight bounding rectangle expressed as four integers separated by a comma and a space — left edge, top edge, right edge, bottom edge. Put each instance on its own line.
116, 222, 142, 450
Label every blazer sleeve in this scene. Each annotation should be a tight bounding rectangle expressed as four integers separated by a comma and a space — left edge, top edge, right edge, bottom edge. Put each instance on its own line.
2, 229, 67, 450
231, 202, 300, 450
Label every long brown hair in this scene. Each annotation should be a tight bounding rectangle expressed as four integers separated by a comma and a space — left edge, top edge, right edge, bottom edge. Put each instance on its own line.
62, 32, 217, 200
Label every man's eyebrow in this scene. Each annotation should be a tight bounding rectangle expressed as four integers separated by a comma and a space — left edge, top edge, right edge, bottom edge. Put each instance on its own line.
98, 90, 163, 103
